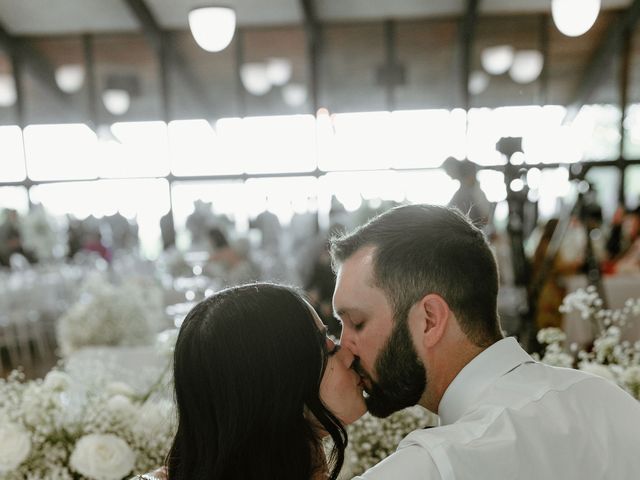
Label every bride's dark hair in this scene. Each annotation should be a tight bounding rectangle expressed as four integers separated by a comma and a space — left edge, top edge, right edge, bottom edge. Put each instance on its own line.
166, 283, 347, 480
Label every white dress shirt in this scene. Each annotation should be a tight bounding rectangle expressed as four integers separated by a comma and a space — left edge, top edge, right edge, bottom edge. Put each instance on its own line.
355, 337, 640, 479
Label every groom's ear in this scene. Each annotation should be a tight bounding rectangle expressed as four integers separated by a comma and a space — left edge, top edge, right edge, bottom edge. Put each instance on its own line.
418, 294, 450, 348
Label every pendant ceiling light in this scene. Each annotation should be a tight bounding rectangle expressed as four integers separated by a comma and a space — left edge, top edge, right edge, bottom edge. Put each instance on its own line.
282, 83, 307, 107
240, 63, 271, 96
551, 0, 601, 37
102, 89, 131, 116
55, 64, 85, 93
481, 45, 515, 76
266, 58, 292, 86
468, 70, 490, 95
0, 73, 16, 107
189, 6, 236, 52
509, 50, 544, 84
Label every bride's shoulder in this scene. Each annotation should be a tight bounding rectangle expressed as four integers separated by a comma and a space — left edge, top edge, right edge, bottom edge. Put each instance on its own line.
130, 467, 167, 480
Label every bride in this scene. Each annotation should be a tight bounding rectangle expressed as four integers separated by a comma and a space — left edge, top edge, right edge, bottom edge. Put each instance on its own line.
134, 283, 366, 480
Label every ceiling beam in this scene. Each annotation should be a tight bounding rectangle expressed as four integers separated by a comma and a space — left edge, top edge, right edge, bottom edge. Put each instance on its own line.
0, 23, 69, 104
122, 0, 215, 117
564, 0, 640, 122
460, 0, 480, 110
300, 0, 320, 112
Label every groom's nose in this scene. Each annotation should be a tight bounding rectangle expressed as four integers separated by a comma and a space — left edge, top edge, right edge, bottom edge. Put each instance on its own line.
340, 326, 358, 356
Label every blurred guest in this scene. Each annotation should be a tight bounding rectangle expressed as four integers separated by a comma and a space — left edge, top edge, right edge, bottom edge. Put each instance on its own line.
529, 218, 583, 329
160, 211, 176, 251
83, 231, 112, 263
609, 206, 640, 274
444, 157, 492, 227
207, 227, 259, 287
251, 203, 282, 254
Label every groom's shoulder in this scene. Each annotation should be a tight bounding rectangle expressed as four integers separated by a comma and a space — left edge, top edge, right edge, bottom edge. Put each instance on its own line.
353, 437, 442, 480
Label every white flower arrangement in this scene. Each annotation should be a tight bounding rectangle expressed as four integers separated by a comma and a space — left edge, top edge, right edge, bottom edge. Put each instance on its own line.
538, 287, 640, 400
56, 275, 167, 356
0, 367, 174, 480
339, 406, 438, 478
20, 204, 67, 261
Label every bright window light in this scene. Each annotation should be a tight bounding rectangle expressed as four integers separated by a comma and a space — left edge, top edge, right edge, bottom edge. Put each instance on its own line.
537, 168, 571, 220
401, 171, 458, 205
169, 119, 243, 176
189, 7, 236, 53
585, 167, 620, 220
572, 104, 621, 161
171, 181, 245, 228
245, 177, 318, 225
235, 115, 316, 174
0, 187, 29, 214
30, 179, 169, 259
468, 105, 566, 165
477, 170, 507, 203
24, 123, 98, 180
389, 109, 467, 169
98, 121, 170, 178
0, 126, 26, 182
318, 111, 393, 171
624, 166, 640, 210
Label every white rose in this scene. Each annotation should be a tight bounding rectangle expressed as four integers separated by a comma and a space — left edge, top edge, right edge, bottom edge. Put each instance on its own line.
70, 434, 136, 480
579, 363, 616, 382
105, 381, 137, 399
0, 422, 32, 472
43, 370, 72, 391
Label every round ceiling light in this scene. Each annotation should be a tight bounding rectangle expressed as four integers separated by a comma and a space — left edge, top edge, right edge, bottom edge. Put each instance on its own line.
509, 50, 544, 84
102, 89, 131, 116
552, 0, 601, 37
481, 45, 515, 76
240, 63, 271, 96
266, 58, 292, 86
468, 70, 490, 95
282, 83, 307, 107
55, 64, 85, 93
188, 6, 236, 53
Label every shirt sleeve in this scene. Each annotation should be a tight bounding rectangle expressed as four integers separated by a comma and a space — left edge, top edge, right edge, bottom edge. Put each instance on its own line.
352, 445, 443, 480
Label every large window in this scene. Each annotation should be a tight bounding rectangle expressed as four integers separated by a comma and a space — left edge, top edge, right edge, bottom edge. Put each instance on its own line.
0, 126, 26, 181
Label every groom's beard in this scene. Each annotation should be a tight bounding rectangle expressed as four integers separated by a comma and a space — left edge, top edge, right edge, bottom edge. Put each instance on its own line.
355, 317, 426, 418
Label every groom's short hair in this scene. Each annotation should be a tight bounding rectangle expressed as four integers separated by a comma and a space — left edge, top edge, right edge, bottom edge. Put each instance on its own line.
330, 204, 502, 347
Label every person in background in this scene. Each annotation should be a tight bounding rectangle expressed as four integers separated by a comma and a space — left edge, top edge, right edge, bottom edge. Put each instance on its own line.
207, 227, 260, 287
443, 157, 492, 228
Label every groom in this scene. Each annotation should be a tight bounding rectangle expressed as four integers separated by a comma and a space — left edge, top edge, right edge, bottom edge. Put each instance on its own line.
331, 204, 640, 479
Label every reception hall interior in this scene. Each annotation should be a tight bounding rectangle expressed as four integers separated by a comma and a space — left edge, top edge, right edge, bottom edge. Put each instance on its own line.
1, 0, 640, 478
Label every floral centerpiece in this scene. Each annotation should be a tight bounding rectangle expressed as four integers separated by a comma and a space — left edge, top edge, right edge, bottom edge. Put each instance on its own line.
56, 275, 167, 356
0, 367, 174, 479
537, 286, 640, 400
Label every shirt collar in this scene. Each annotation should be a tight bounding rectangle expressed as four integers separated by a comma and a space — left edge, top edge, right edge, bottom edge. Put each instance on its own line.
437, 337, 534, 426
